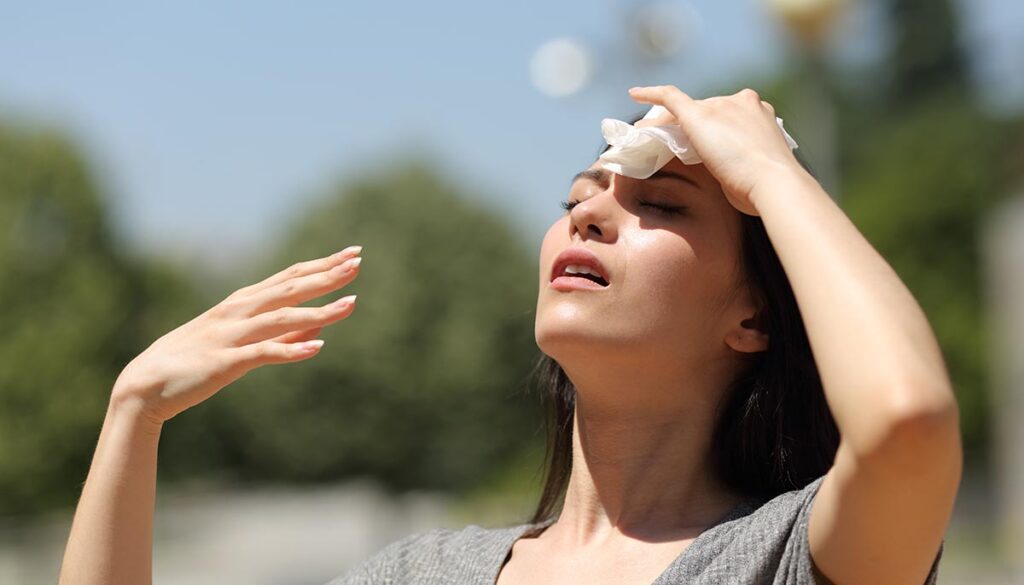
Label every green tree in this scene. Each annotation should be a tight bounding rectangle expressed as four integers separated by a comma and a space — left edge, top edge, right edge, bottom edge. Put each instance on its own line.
750, 0, 1024, 467
884, 0, 972, 107
839, 96, 1018, 463
159, 161, 545, 493
0, 122, 204, 516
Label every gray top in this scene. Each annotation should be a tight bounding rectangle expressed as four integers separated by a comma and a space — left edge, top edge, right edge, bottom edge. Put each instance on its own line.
327, 474, 943, 584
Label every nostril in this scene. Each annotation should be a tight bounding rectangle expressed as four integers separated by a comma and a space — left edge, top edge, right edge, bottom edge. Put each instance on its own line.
588, 224, 602, 237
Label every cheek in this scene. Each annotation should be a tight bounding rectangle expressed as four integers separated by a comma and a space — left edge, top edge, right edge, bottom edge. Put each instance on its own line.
622, 230, 694, 295
618, 229, 722, 340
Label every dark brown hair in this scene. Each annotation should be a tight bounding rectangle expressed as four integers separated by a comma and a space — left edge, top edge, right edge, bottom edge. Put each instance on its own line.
528, 139, 840, 525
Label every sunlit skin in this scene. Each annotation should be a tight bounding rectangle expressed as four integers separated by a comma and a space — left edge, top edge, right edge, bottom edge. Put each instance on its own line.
59, 86, 960, 585
496, 86, 961, 585
507, 159, 769, 584
536, 160, 767, 411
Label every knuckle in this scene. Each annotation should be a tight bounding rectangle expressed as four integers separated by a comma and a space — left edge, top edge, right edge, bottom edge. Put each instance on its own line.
213, 298, 239, 318
251, 342, 275, 361
740, 87, 760, 100
285, 264, 303, 278
239, 343, 265, 364
271, 308, 291, 325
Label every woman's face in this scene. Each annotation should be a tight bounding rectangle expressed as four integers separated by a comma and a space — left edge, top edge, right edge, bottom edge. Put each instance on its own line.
535, 156, 763, 372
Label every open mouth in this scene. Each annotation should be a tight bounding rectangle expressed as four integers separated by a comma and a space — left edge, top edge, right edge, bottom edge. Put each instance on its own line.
550, 248, 611, 290
560, 264, 609, 286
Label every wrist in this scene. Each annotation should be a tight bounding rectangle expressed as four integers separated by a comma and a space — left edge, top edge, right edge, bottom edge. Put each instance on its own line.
107, 389, 165, 436
749, 160, 822, 213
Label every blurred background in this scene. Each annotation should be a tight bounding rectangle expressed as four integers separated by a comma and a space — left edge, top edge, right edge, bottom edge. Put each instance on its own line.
1, 0, 1022, 583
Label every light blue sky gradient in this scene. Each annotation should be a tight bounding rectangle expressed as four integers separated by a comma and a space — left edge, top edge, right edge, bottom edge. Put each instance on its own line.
2, 0, 1021, 272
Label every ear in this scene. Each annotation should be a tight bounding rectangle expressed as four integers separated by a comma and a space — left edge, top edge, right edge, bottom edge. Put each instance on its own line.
724, 306, 770, 354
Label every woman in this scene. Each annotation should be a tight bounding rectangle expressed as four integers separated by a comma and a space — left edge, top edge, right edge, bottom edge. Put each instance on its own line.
59, 86, 961, 584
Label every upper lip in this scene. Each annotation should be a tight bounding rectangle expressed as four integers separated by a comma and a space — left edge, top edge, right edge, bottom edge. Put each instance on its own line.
550, 247, 611, 285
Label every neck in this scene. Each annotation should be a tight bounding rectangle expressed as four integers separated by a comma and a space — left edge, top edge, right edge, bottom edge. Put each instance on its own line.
548, 351, 746, 546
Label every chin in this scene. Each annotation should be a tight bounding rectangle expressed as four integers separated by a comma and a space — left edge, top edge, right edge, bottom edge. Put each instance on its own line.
534, 315, 633, 364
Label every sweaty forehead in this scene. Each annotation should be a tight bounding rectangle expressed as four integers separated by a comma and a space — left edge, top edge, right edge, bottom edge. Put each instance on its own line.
587, 157, 720, 193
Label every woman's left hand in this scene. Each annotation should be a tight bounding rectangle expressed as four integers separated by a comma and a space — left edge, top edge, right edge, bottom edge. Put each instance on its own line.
628, 85, 806, 216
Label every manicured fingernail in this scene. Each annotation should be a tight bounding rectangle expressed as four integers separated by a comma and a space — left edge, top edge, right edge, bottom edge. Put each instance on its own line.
333, 294, 357, 306
331, 295, 360, 309
299, 339, 325, 351
334, 245, 363, 260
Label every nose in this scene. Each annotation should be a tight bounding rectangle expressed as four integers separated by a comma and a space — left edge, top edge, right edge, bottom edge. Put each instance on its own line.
568, 185, 618, 242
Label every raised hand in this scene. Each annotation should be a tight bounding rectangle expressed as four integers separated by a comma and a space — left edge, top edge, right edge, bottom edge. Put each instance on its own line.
111, 245, 363, 425
628, 85, 805, 216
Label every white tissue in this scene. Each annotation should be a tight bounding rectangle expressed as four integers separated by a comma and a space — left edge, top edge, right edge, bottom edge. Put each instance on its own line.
598, 105, 799, 179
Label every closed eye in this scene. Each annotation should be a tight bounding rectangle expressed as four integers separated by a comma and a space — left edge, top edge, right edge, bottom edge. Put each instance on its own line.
561, 199, 686, 216
638, 200, 686, 216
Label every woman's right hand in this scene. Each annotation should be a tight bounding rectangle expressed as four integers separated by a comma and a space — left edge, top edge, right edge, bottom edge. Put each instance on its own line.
111, 245, 363, 426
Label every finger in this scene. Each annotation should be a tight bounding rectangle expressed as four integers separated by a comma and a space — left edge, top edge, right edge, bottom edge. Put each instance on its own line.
234, 295, 358, 345
234, 245, 363, 298
230, 338, 327, 368
272, 326, 324, 345
240, 255, 362, 317
628, 85, 697, 121
760, 99, 776, 116
634, 111, 677, 129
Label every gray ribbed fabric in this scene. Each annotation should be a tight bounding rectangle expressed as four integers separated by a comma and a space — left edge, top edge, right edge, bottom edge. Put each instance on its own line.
327, 475, 943, 584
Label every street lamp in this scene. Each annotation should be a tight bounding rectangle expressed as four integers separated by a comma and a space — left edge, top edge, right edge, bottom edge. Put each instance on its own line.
765, 0, 848, 46
529, 1, 701, 103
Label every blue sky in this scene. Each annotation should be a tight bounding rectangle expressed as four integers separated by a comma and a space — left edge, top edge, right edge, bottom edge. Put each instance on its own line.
2, 0, 1021, 272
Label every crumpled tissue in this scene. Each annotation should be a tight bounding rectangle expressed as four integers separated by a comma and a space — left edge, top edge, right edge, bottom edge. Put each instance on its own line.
598, 105, 799, 179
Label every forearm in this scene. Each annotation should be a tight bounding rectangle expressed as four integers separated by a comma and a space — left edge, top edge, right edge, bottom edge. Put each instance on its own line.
750, 164, 959, 457
60, 393, 162, 585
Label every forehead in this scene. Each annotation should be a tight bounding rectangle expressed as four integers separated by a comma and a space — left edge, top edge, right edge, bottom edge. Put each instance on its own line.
586, 157, 721, 195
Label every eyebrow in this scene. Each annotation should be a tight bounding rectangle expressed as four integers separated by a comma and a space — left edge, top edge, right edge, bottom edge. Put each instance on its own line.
647, 168, 703, 191
570, 166, 702, 192
570, 168, 610, 187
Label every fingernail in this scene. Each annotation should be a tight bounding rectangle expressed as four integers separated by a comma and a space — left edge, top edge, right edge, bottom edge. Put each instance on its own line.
334, 245, 363, 260
333, 294, 357, 306
299, 339, 325, 351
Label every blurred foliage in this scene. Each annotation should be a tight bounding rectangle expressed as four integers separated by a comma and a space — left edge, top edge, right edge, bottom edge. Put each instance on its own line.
884, 0, 972, 104
838, 94, 1020, 463
0, 119, 544, 516
0, 123, 204, 516
157, 161, 546, 494
0, 0, 1021, 515
750, 0, 1024, 466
